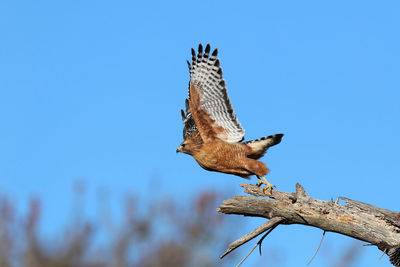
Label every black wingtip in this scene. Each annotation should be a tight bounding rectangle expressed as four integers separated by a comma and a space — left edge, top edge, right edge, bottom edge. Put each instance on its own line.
198, 43, 203, 55
191, 48, 196, 64
185, 98, 190, 113
181, 109, 186, 121
204, 43, 211, 57
211, 48, 218, 58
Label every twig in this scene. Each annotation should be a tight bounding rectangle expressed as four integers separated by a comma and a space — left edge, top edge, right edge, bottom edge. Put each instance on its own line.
236, 224, 279, 267
220, 217, 284, 259
378, 249, 387, 262
258, 223, 279, 255
236, 243, 257, 267
307, 231, 326, 265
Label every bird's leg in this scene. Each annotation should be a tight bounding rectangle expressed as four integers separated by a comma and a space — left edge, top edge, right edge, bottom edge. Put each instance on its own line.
255, 176, 275, 192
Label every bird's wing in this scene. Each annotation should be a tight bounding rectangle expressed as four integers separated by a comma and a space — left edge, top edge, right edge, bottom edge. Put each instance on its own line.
187, 43, 245, 143
181, 98, 200, 140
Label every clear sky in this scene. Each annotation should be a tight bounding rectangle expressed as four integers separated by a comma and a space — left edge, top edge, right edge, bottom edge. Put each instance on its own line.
0, 1, 399, 266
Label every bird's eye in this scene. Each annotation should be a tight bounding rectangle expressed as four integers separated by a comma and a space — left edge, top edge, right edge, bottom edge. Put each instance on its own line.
181, 144, 186, 148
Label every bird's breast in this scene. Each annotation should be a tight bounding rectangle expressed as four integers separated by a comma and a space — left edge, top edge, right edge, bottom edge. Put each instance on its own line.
192, 142, 246, 171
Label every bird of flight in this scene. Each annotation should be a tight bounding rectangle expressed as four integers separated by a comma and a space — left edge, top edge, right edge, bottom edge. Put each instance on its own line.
176, 43, 283, 190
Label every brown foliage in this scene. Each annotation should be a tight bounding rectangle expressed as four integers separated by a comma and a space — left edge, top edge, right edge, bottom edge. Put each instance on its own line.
0, 189, 238, 267
0, 185, 365, 267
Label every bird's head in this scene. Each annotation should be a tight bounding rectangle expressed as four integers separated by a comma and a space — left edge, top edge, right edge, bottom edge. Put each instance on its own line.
176, 138, 202, 155
176, 140, 190, 154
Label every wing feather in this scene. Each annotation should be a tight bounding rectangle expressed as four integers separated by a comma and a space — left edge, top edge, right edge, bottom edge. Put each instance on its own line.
181, 98, 200, 140
187, 43, 245, 143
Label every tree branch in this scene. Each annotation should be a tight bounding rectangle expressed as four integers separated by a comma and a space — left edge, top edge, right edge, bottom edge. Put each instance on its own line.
217, 183, 400, 266
220, 216, 284, 259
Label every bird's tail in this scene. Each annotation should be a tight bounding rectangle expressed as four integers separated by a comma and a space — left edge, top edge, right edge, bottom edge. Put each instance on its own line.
244, 134, 284, 160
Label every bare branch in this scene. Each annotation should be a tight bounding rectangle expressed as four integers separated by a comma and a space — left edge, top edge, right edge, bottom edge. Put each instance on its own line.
218, 183, 400, 267
236, 224, 279, 267
220, 217, 283, 259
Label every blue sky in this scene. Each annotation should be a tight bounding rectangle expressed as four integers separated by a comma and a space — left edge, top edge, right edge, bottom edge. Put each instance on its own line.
0, 1, 399, 266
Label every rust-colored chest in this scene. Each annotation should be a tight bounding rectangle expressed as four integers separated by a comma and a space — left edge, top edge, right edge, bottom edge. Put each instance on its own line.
192, 141, 249, 173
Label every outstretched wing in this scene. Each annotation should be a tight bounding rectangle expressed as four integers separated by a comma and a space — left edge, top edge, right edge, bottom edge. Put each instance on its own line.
187, 43, 245, 143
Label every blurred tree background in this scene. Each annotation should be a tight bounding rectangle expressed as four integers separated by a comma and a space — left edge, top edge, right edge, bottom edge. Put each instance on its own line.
0, 182, 244, 267
0, 182, 367, 267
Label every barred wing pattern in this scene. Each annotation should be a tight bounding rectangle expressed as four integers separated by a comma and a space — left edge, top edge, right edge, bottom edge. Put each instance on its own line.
187, 43, 245, 143
181, 98, 199, 140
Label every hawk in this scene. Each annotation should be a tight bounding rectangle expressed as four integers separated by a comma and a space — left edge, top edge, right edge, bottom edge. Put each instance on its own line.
176, 43, 283, 190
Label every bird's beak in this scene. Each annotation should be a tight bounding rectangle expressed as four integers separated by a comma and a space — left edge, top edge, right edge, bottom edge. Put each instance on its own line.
176, 146, 181, 153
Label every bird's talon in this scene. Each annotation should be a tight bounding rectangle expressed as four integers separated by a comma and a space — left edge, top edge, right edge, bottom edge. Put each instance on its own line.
256, 176, 276, 192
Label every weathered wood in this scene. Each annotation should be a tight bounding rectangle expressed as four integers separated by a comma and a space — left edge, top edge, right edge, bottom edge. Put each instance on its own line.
217, 183, 400, 266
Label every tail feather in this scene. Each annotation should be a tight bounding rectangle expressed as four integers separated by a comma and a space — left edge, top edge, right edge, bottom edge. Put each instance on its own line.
244, 134, 284, 159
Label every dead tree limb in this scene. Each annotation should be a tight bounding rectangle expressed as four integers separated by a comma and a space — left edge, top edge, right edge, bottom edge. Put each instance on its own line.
217, 183, 400, 266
